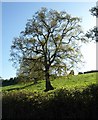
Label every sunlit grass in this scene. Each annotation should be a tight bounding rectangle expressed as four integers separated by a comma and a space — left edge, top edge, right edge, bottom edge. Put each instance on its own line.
1, 73, 96, 93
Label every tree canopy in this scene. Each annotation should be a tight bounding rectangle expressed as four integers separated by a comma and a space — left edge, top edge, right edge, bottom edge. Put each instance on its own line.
10, 8, 87, 91
85, 4, 98, 41
17, 58, 45, 83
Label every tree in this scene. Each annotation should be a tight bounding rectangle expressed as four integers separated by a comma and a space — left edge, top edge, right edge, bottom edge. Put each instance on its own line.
50, 63, 67, 76
85, 4, 98, 84
85, 4, 98, 41
17, 58, 45, 83
10, 8, 86, 91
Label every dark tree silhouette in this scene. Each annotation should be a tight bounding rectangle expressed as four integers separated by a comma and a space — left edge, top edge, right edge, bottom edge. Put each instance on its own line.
85, 3, 98, 42
10, 8, 87, 91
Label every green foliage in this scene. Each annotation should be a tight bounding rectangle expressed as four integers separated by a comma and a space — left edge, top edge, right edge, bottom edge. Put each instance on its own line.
90, 5, 98, 17
2, 73, 98, 119
2, 77, 19, 86
2, 83, 98, 120
17, 59, 45, 82
85, 5, 98, 42
10, 7, 87, 90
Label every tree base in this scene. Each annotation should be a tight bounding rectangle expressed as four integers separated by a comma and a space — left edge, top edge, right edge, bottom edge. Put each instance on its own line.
44, 86, 54, 92
44, 76, 54, 92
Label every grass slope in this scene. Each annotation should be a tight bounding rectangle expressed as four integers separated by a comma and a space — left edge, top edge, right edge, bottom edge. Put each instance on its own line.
2, 73, 96, 92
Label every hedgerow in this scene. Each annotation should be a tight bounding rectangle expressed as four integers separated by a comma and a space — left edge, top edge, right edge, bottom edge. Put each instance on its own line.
2, 84, 98, 120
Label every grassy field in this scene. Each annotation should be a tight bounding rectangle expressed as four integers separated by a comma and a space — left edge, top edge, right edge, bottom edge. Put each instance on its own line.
1, 72, 96, 92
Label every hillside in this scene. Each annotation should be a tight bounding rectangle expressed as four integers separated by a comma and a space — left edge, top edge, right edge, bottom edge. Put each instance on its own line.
2, 73, 98, 120
2, 72, 96, 92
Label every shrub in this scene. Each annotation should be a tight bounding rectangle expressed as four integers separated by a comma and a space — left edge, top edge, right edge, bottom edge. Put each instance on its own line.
2, 84, 98, 120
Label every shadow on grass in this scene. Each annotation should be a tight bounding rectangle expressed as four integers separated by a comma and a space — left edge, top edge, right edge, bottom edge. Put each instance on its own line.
5, 82, 42, 91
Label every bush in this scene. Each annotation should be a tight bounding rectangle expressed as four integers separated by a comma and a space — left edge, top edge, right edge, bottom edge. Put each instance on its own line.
2, 77, 19, 86
2, 84, 98, 120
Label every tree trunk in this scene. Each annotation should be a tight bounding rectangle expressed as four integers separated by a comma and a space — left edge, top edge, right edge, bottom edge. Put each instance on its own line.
44, 68, 54, 92
34, 78, 37, 84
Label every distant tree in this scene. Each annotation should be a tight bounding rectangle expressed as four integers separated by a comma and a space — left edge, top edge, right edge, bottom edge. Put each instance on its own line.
17, 58, 45, 83
69, 70, 74, 75
90, 4, 98, 17
85, 4, 98, 84
85, 4, 98, 41
10, 8, 87, 91
0, 77, 2, 87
